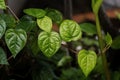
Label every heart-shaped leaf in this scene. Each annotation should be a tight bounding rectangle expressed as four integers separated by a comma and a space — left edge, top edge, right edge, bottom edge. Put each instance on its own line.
23, 8, 46, 18
0, 19, 6, 38
0, 47, 9, 65
37, 16, 52, 33
78, 49, 97, 77
92, 0, 103, 14
5, 29, 27, 58
60, 20, 82, 42
38, 31, 61, 57
46, 8, 63, 24
0, 0, 6, 9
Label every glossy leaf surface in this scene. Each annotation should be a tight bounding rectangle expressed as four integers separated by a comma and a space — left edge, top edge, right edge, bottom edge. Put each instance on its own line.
38, 31, 61, 57
37, 16, 52, 32
46, 8, 63, 24
0, 19, 6, 38
60, 20, 82, 42
0, 0, 6, 9
23, 8, 46, 18
0, 47, 9, 65
5, 29, 27, 58
78, 49, 97, 77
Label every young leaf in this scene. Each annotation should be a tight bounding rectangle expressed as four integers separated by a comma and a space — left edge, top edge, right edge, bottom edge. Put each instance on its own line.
23, 8, 46, 18
37, 16, 52, 33
60, 20, 82, 42
0, 47, 9, 65
92, 0, 103, 14
0, 19, 6, 38
111, 36, 120, 49
105, 33, 112, 46
5, 29, 27, 58
0, 0, 6, 9
79, 23, 97, 35
38, 31, 61, 57
0, 14, 16, 28
78, 49, 97, 77
46, 8, 63, 24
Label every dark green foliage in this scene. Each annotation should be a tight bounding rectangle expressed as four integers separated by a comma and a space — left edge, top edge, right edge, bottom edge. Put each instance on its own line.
0, 0, 120, 80
0, 14, 16, 28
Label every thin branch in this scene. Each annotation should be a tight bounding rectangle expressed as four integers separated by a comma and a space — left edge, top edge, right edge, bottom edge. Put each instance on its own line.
61, 44, 78, 54
95, 12, 111, 80
6, 6, 19, 21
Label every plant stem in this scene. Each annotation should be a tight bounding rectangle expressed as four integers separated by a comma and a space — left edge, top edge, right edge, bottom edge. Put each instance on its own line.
6, 6, 19, 21
3, 0, 8, 13
95, 14, 110, 80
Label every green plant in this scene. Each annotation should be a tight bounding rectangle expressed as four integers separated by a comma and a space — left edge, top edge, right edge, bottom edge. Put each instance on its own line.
0, 0, 118, 80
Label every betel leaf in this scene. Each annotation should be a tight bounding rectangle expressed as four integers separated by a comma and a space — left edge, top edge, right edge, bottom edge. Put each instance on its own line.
0, 14, 16, 28
60, 20, 82, 42
78, 49, 97, 77
105, 33, 112, 46
38, 31, 61, 57
79, 23, 97, 35
16, 15, 36, 32
92, 0, 103, 14
5, 29, 27, 58
46, 8, 63, 24
0, 19, 6, 38
111, 36, 120, 49
0, 47, 9, 65
23, 8, 46, 18
0, 0, 6, 9
37, 16, 52, 33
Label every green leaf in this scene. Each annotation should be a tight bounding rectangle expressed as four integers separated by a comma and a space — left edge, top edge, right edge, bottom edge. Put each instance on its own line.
0, 19, 6, 38
0, 0, 6, 9
23, 8, 46, 18
60, 20, 82, 42
29, 34, 40, 56
0, 14, 16, 28
105, 33, 112, 46
5, 29, 27, 58
92, 0, 103, 14
0, 47, 9, 65
16, 16, 37, 32
37, 16, 52, 32
111, 36, 120, 49
46, 8, 63, 24
79, 23, 97, 35
78, 49, 97, 77
57, 56, 72, 67
38, 31, 61, 57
